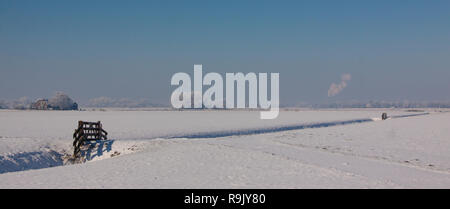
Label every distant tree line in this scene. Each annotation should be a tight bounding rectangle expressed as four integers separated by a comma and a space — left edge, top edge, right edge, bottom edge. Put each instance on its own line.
0, 92, 78, 110
292, 101, 450, 108
85, 96, 166, 108
2, 97, 450, 110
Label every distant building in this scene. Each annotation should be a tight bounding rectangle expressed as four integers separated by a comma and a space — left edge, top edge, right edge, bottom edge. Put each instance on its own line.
30, 93, 79, 110
72, 102, 79, 110
31, 99, 49, 110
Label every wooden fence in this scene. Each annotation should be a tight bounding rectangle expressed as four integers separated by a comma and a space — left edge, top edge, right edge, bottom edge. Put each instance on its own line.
73, 121, 108, 157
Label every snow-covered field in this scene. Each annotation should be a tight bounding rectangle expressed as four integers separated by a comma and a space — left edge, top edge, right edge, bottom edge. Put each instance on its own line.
0, 109, 449, 188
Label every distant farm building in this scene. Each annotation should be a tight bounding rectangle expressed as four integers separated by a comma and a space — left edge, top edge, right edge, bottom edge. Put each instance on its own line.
31, 93, 78, 110
31, 99, 49, 110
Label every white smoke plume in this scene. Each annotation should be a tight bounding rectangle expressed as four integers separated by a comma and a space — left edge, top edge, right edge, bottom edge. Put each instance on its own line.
328, 74, 351, 97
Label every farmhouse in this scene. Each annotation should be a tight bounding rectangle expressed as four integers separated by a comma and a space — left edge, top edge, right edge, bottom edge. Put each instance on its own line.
30, 93, 78, 110
30, 99, 49, 110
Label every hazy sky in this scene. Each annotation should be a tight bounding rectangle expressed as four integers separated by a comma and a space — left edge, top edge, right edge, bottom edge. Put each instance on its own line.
1, 0, 450, 105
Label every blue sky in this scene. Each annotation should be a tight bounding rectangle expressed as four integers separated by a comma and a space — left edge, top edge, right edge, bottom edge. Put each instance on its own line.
1, 0, 449, 105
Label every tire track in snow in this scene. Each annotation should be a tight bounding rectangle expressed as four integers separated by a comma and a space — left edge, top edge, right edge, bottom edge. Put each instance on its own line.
273, 139, 450, 175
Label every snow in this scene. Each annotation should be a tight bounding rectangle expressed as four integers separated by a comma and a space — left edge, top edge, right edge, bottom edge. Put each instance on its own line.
0, 109, 449, 188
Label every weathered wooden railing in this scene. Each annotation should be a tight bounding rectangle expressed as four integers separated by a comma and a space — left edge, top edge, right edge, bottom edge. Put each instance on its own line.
73, 121, 108, 157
